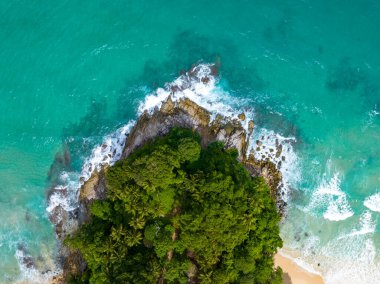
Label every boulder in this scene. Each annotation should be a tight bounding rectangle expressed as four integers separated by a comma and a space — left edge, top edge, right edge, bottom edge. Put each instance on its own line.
238, 112, 246, 121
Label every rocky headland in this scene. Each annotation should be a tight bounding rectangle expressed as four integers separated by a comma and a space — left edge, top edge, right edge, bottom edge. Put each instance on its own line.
47, 64, 286, 283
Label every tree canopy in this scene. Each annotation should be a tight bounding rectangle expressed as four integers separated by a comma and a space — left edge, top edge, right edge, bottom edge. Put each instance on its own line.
66, 128, 283, 284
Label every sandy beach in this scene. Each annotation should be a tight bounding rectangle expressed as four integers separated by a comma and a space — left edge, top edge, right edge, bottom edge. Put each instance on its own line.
275, 253, 324, 284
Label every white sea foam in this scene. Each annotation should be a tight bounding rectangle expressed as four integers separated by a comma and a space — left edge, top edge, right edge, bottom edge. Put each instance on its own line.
138, 64, 236, 118
41, 63, 380, 284
285, 208, 379, 284
319, 213, 380, 284
306, 173, 354, 221
283, 213, 380, 284
46, 172, 79, 214
364, 192, 380, 212
278, 249, 323, 276
139, 64, 298, 201
47, 121, 134, 213
338, 211, 375, 240
14, 248, 61, 284
43, 122, 135, 282
293, 257, 323, 276
43, 63, 299, 283
250, 128, 299, 202
80, 121, 135, 183
321, 242, 380, 284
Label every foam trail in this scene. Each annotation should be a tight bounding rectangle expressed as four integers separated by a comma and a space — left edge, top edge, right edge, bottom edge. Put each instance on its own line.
139, 64, 230, 117
80, 121, 135, 183
47, 121, 134, 211
364, 192, 380, 212
320, 213, 380, 284
250, 128, 299, 202
139, 64, 298, 201
14, 248, 61, 284
46, 121, 135, 224
338, 211, 375, 240
306, 173, 354, 221
46, 172, 80, 214
44, 63, 298, 283
278, 251, 322, 276
132, 65, 379, 284
286, 210, 379, 284
43, 122, 135, 283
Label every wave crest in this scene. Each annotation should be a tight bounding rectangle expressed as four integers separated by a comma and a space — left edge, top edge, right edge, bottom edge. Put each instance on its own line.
306, 173, 354, 221
364, 192, 380, 213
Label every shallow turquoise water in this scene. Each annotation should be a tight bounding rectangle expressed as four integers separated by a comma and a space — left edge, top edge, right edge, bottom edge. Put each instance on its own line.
1, 0, 380, 282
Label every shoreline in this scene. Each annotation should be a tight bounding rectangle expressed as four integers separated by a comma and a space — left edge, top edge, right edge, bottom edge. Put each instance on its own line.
275, 250, 324, 284
46, 64, 294, 283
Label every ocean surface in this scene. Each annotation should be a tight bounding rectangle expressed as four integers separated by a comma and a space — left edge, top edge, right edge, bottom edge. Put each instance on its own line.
1, 1, 380, 283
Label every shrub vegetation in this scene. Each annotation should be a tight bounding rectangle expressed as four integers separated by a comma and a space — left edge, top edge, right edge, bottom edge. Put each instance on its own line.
66, 128, 282, 284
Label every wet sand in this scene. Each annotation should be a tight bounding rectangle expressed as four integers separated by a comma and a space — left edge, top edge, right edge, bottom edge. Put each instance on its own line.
275, 253, 324, 284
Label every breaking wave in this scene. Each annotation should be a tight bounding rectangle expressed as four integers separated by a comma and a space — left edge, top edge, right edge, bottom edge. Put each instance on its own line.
139, 64, 299, 201
320, 210, 380, 284
41, 63, 297, 283
306, 172, 354, 221
364, 192, 380, 213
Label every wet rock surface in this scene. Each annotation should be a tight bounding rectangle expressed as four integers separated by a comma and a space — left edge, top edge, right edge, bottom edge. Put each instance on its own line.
49, 66, 286, 282
244, 154, 286, 214
121, 96, 247, 160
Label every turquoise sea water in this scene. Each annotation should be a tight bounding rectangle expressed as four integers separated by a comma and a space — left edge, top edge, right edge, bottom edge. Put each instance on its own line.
1, 1, 380, 283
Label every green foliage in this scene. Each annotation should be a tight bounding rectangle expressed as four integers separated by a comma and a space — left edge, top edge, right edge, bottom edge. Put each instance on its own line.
66, 128, 282, 283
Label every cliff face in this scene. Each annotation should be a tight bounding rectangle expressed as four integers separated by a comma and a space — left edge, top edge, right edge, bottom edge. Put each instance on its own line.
120, 95, 283, 211
78, 95, 253, 224
122, 97, 247, 160
49, 65, 285, 283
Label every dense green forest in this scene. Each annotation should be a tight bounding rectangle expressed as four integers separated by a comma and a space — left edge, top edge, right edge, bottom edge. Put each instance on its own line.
66, 128, 283, 284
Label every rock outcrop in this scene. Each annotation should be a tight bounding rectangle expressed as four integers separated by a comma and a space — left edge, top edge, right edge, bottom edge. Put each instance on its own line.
50, 65, 285, 283
117, 95, 283, 212
121, 96, 248, 161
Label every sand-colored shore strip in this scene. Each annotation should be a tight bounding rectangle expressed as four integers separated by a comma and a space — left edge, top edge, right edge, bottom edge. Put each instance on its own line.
275, 253, 324, 284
